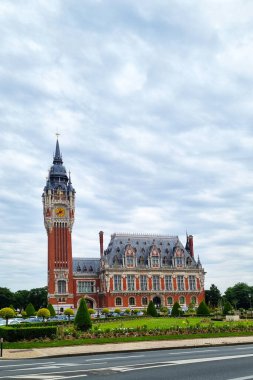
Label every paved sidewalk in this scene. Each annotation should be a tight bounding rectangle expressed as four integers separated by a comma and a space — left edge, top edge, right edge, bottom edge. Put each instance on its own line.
1, 336, 253, 360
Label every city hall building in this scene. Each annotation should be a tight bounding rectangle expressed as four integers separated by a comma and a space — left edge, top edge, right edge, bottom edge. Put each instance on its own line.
43, 139, 205, 313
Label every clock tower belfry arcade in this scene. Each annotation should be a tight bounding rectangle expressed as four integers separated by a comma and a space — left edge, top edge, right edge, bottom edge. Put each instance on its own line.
42, 138, 75, 311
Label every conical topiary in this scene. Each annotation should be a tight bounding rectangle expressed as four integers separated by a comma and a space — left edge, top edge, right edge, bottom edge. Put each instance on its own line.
48, 303, 56, 317
25, 302, 36, 317
171, 302, 181, 317
74, 298, 92, 331
147, 300, 158, 317
196, 300, 210, 316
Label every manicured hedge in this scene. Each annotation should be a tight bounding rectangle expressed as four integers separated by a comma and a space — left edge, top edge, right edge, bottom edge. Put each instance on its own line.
0, 326, 57, 342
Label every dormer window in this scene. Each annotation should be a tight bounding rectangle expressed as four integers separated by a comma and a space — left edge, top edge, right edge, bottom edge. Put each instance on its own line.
83, 265, 87, 272
76, 264, 81, 272
125, 248, 135, 267
151, 248, 160, 268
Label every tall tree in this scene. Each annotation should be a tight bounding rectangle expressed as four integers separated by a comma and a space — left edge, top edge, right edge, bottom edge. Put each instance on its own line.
224, 282, 252, 309
205, 284, 222, 308
0, 287, 14, 308
14, 290, 30, 311
28, 287, 48, 310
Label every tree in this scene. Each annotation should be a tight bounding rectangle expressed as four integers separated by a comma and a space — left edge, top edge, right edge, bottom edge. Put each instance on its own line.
0, 287, 14, 309
223, 301, 233, 315
147, 301, 158, 317
37, 308, 50, 321
205, 284, 222, 308
0, 307, 15, 325
48, 303, 56, 317
64, 308, 74, 321
14, 290, 30, 311
25, 303, 36, 317
74, 298, 92, 331
171, 302, 181, 317
196, 301, 210, 316
28, 287, 47, 310
224, 283, 252, 309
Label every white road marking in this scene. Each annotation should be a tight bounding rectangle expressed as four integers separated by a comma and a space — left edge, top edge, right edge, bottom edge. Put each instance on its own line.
226, 376, 253, 380
236, 347, 253, 350
9, 376, 65, 379
0, 361, 55, 368
169, 349, 217, 354
86, 354, 144, 361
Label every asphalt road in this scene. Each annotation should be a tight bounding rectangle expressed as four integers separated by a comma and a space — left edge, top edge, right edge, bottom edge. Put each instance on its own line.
1, 344, 253, 379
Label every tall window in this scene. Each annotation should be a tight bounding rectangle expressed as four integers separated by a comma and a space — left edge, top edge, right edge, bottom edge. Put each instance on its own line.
179, 296, 185, 305
177, 275, 184, 291
77, 281, 94, 293
151, 256, 159, 267
165, 275, 173, 291
176, 257, 183, 266
140, 275, 147, 291
129, 297, 135, 306
142, 297, 148, 306
127, 275, 135, 291
189, 275, 196, 290
152, 275, 160, 291
114, 275, 122, 291
58, 280, 66, 294
115, 297, 122, 306
167, 296, 173, 305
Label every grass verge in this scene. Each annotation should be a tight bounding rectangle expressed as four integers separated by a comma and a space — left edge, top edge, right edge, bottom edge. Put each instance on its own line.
3, 330, 253, 350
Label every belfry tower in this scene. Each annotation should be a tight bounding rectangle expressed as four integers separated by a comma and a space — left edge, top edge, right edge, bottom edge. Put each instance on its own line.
42, 138, 75, 312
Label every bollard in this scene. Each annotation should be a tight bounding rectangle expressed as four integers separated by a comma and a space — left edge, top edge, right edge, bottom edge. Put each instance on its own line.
0, 338, 3, 357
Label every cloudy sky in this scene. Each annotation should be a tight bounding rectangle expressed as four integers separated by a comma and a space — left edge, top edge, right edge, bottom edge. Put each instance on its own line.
1, 0, 253, 294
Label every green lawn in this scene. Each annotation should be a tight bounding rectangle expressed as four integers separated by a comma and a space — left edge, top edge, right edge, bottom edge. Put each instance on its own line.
92, 317, 253, 331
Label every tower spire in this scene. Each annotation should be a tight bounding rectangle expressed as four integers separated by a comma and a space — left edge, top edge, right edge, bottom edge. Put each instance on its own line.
53, 134, 62, 164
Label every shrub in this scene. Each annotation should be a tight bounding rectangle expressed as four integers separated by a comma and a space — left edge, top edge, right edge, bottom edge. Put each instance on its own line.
114, 308, 121, 314
0, 326, 57, 342
102, 308, 110, 316
171, 302, 181, 317
74, 298, 92, 331
25, 303, 36, 317
0, 307, 15, 325
197, 301, 210, 316
88, 308, 96, 315
64, 308, 74, 321
37, 308, 50, 321
125, 308, 131, 314
147, 301, 158, 317
48, 303, 56, 317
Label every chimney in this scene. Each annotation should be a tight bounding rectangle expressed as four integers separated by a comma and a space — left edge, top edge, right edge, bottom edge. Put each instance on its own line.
99, 231, 104, 258
189, 235, 194, 257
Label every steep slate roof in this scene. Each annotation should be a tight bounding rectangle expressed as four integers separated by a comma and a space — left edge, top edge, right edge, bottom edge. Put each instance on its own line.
73, 257, 100, 273
104, 233, 198, 267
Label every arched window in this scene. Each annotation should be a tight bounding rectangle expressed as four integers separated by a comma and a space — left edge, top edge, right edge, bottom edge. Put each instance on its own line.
191, 296, 197, 305
58, 280, 66, 294
142, 297, 148, 306
167, 297, 173, 305
115, 297, 122, 306
179, 296, 185, 305
129, 297, 135, 306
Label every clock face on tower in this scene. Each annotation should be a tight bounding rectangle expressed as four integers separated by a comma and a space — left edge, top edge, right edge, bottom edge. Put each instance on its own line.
55, 207, 65, 217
